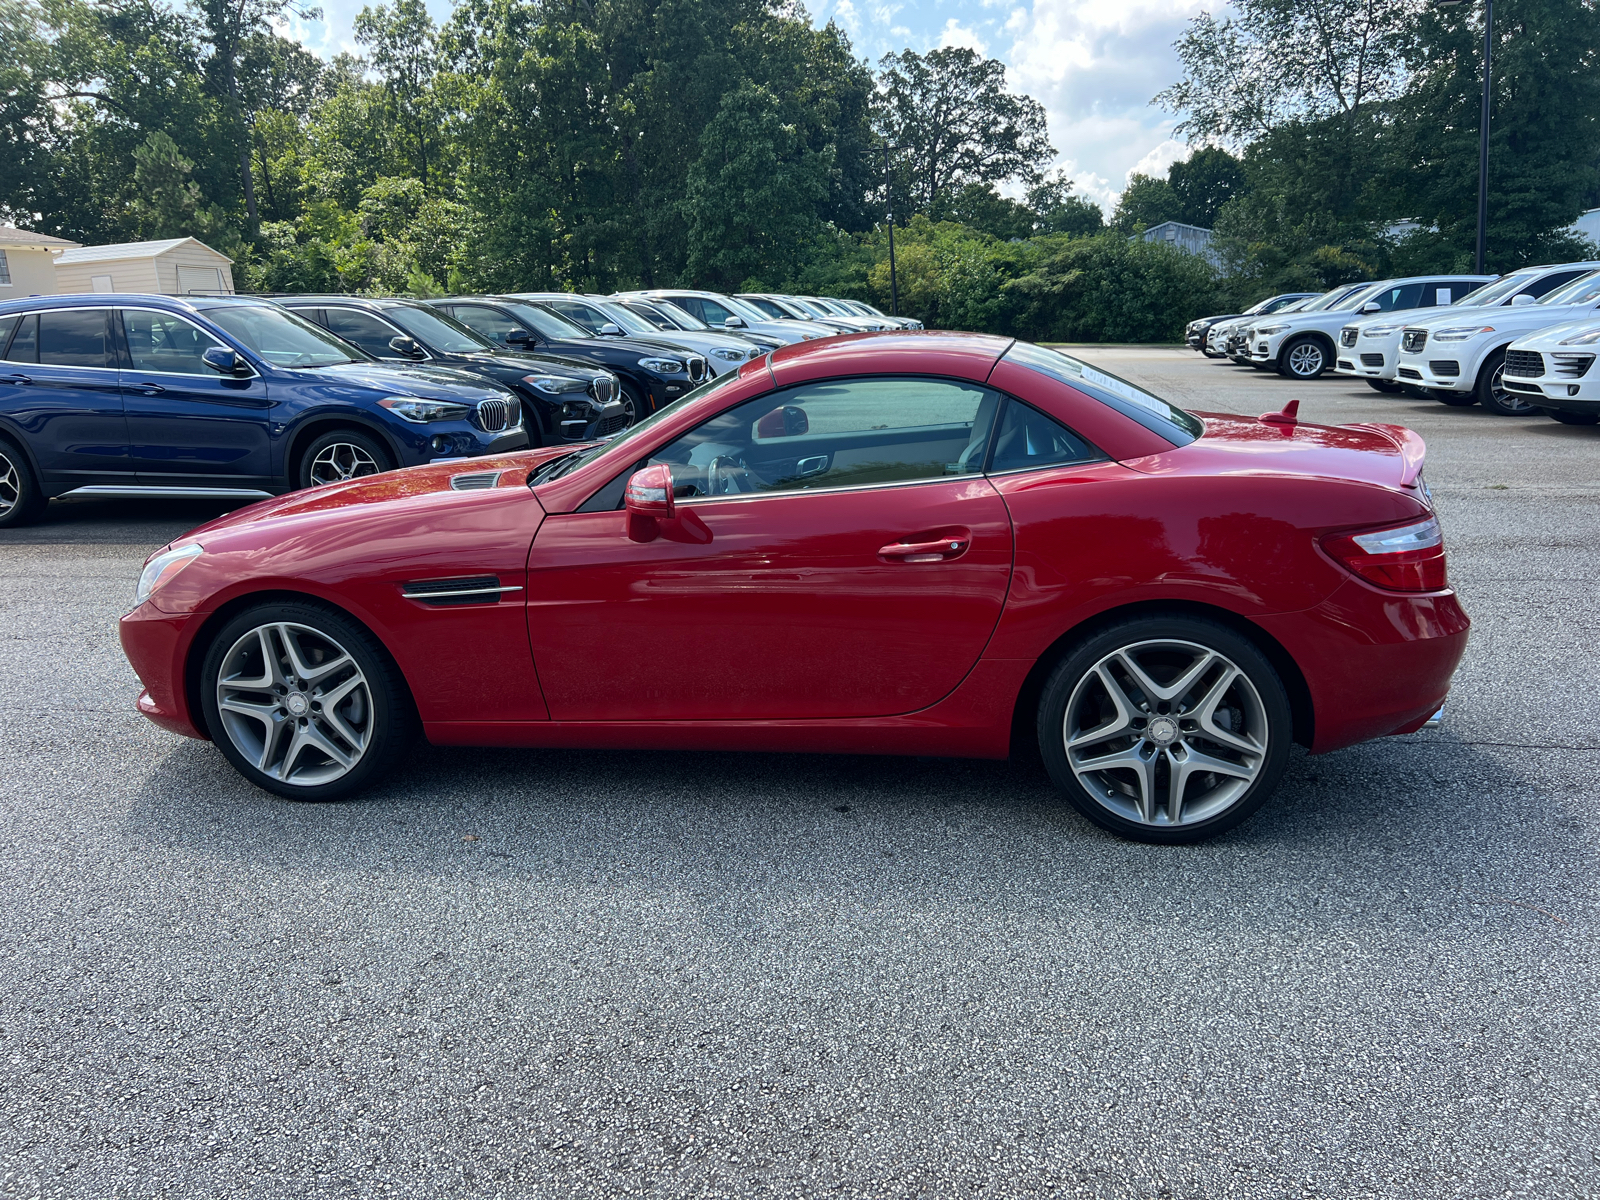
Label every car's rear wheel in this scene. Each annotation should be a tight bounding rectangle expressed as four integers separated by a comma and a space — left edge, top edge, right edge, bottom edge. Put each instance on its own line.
1540, 407, 1600, 426
1278, 337, 1329, 380
297, 429, 394, 489
0, 438, 47, 528
1365, 379, 1403, 394
200, 601, 414, 801
1430, 388, 1478, 406
1476, 351, 1538, 416
1037, 616, 1293, 844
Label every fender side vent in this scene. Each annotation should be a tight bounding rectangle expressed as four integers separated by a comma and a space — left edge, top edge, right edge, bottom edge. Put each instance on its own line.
400, 575, 522, 606
450, 470, 504, 491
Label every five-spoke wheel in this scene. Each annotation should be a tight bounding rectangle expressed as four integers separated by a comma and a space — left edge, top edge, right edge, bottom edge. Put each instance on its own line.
297, 429, 393, 490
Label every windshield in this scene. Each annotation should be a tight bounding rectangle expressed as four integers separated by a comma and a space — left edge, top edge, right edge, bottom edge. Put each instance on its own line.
206, 303, 368, 368
1004, 341, 1203, 445
387, 305, 496, 353
1302, 284, 1370, 313
1452, 273, 1534, 307
503, 300, 593, 339
721, 294, 775, 324
793, 298, 832, 317
1540, 270, 1600, 305
533, 369, 747, 484
593, 300, 664, 338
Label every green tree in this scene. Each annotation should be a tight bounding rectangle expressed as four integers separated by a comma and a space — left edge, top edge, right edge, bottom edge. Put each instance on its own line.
1112, 174, 1182, 232
1167, 146, 1249, 227
1028, 174, 1106, 236
354, 0, 439, 188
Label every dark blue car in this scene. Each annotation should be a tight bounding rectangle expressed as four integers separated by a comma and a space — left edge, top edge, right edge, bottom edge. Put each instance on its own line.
0, 294, 534, 527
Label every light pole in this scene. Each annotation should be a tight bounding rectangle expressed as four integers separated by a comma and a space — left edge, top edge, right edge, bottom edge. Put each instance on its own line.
883, 141, 899, 317
1437, 0, 1492, 274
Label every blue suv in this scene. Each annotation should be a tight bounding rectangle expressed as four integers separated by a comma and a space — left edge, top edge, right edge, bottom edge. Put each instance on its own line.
0, 294, 532, 527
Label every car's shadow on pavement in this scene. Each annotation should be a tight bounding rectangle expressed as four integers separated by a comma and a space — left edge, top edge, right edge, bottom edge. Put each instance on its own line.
123, 733, 1587, 944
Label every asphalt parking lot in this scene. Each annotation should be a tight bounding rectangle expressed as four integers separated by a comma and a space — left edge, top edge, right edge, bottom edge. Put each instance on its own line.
2, 348, 1597, 1199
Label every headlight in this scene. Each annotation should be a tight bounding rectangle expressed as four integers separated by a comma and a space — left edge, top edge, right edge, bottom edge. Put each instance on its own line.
710, 347, 746, 362
1559, 328, 1600, 345
1257, 324, 1290, 336
522, 374, 590, 395
638, 356, 684, 373
378, 396, 472, 423
1363, 324, 1406, 337
135, 543, 203, 607
1433, 326, 1495, 342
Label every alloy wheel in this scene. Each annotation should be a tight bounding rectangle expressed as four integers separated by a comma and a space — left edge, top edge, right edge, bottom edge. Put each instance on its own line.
309, 441, 381, 485
1063, 639, 1268, 828
1286, 342, 1324, 378
0, 450, 18, 517
1484, 362, 1537, 416
215, 622, 373, 788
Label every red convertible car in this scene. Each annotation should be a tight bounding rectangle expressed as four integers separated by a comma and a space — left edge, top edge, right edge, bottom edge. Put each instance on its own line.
121, 333, 1467, 843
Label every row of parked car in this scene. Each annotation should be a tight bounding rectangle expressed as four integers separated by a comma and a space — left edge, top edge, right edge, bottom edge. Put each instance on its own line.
0, 287, 919, 527
1185, 260, 1600, 423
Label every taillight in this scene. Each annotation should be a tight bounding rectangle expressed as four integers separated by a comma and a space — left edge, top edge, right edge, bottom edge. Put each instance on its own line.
1321, 516, 1447, 592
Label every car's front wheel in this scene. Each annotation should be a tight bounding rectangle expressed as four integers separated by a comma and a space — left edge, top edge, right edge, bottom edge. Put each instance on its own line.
1476, 351, 1538, 416
1278, 336, 1329, 380
1430, 388, 1478, 407
1037, 616, 1294, 844
297, 429, 394, 489
199, 601, 414, 801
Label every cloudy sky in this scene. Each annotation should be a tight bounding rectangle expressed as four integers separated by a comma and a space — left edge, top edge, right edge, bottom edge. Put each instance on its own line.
277, 0, 1224, 213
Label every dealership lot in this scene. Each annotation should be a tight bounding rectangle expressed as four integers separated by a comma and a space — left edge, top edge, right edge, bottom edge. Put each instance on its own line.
2, 348, 1596, 1197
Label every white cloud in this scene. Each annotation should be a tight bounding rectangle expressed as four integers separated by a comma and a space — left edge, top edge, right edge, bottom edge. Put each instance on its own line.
936, 19, 989, 53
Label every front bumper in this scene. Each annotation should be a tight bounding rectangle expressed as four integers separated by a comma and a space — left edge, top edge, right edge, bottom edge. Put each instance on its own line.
1503, 374, 1600, 410
1395, 355, 1471, 392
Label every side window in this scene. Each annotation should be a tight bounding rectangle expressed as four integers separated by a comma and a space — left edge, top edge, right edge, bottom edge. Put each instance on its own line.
122, 309, 225, 375
649, 377, 1001, 499
1368, 283, 1424, 312
988, 400, 1104, 474
545, 300, 604, 333
452, 304, 525, 345
624, 302, 671, 330
671, 297, 709, 324
0, 315, 18, 356
696, 298, 737, 325
323, 307, 407, 357
1427, 282, 1459, 307
38, 309, 110, 368
4, 314, 38, 362
1525, 270, 1583, 299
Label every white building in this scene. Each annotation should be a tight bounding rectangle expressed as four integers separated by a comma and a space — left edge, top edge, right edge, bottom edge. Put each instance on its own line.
1135, 221, 1223, 270
0, 227, 82, 297
53, 237, 235, 296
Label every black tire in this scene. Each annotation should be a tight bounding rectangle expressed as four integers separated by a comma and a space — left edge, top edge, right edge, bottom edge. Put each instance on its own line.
1201, 348, 1225, 359
199, 600, 416, 801
1400, 384, 1432, 400
617, 378, 647, 423
296, 428, 394, 490
1036, 615, 1294, 844
1365, 379, 1403, 394
1277, 336, 1330, 380
0, 437, 47, 528
1430, 388, 1478, 407
1475, 350, 1538, 416
1540, 407, 1600, 426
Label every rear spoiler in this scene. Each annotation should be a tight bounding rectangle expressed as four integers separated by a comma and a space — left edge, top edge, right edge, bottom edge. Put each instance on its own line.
1345, 422, 1427, 488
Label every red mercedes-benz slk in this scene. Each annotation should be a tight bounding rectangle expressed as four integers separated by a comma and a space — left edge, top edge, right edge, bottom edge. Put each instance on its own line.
120, 332, 1467, 843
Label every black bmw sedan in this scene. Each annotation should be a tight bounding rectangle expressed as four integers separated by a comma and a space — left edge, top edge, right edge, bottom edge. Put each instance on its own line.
274, 296, 629, 444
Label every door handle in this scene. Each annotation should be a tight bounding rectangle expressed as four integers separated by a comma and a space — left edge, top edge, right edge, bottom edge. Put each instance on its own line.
1, 374, 31, 386
878, 532, 971, 563
136, 383, 166, 395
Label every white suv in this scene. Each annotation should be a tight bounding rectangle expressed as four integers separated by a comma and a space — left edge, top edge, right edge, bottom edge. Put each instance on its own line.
1252, 276, 1493, 380
1501, 317, 1600, 425
1335, 263, 1599, 395
1393, 270, 1600, 414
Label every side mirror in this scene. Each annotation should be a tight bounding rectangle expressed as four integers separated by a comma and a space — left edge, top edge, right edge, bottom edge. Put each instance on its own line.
1511, 293, 1536, 306
202, 346, 246, 375
598, 323, 625, 337
625, 463, 675, 541
506, 329, 535, 345
723, 316, 746, 329
754, 404, 808, 439
1361, 301, 1382, 313
388, 335, 424, 358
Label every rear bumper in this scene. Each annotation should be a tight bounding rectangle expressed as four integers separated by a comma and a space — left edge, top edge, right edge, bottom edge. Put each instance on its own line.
1259, 578, 1470, 754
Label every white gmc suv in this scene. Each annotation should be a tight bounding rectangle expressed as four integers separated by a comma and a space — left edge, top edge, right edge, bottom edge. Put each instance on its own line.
1393, 270, 1600, 414
1252, 275, 1494, 380
1335, 262, 1600, 395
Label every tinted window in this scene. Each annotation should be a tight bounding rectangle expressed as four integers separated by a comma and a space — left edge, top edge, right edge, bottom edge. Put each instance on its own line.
38, 309, 109, 368
385, 305, 497, 353
1541, 272, 1600, 306
503, 301, 589, 339
322, 307, 407, 357
1002, 340, 1202, 445
4, 314, 38, 363
0, 315, 18, 356
1526, 270, 1586, 299
1364, 283, 1424, 312
452, 304, 527, 346
623, 301, 675, 329
685, 296, 737, 326
123, 309, 225, 375
743, 297, 785, 319
651, 377, 1000, 498
206, 304, 366, 367
1425, 282, 1462, 307
544, 299, 607, 332
988, 400, 1104, 473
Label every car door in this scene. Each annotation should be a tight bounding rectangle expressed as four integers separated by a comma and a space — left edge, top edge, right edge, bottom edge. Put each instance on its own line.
446, 303, 531, 350
0, 307, 132, 488
118, 307, 273, 488
318, 306, 417, 361
527, 375, 1015, 721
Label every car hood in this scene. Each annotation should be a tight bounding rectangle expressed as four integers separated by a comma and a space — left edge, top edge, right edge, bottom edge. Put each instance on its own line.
178, 447, 579, 546
306, 361, 511, 400
457, 351, 607, 378
1400, 302, 1595, 332
1126, 410, 1426, 493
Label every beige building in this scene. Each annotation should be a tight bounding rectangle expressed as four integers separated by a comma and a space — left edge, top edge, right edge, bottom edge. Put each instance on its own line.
0, 227, 82, 297
53, 237, 236, 296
